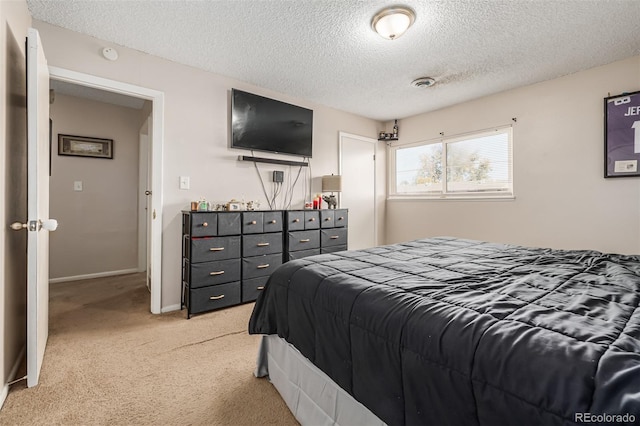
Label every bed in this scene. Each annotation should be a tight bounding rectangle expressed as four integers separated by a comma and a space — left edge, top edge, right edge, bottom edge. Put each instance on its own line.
248, 237, 640, 425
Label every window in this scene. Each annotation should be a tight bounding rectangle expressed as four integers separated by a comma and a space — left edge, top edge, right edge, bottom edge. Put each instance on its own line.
390, 127, 513, 199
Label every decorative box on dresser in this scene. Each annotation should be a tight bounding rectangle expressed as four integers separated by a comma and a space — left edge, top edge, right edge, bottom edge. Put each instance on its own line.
182, 209, 346, 318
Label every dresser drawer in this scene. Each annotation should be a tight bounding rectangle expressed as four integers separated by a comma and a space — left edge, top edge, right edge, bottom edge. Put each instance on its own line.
190, 259, 241, 288
190, 212, 217, 237
243, 232, 283, 257
321, 245, 347, 254
286, 211, 305, 231
263, 211, 283, 233
304, 211, 320, 229
189, 282, 241, 314
242, 253, 283, 280
334, 209, 348, 228
320, 210, 335, 228
187, 212, 242, 237
288, 248, 320, 261
321, 228, 348, 247
191, 236, 241, 263
288, 230, 320, 252
243, 212, 264, 234
242, 276, 269, 303
217, 212, 241, 235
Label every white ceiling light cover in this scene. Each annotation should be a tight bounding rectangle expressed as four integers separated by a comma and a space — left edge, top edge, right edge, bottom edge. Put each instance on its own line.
372, 7, 415, 40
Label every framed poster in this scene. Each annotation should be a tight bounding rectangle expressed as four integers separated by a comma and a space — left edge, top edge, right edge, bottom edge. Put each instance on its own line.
58, 134, 113, 159
604, 90, 640, 178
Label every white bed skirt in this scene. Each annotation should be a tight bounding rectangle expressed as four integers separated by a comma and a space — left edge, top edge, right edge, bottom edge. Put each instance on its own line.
255, 335, 386, 426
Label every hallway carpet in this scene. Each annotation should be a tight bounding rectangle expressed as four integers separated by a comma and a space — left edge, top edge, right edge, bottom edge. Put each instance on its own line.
0, 273, 298, 425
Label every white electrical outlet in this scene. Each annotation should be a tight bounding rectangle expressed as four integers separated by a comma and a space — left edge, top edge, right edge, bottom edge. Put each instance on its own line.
179, 176, 190, 190
74, 181, 83, 191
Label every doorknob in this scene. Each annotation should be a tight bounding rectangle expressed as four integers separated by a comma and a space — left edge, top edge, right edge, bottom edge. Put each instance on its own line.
145, 190, 152, 195
10, 222, 30, 231
10, 219, 58, 232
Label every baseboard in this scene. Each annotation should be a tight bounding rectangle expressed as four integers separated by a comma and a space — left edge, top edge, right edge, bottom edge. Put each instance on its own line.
49, 268, 140, 284
1, 345, 26, 411
161, 304, 181, 313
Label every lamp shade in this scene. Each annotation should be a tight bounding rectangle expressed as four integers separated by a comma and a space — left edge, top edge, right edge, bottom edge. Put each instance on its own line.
322, 175, 342, 192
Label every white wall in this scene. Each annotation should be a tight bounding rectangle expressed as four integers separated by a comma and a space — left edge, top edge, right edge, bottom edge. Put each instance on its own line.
0, 0, 32, 406
33, 21, 382, 310
386, 56, 640, 255
49, 94, 142, 279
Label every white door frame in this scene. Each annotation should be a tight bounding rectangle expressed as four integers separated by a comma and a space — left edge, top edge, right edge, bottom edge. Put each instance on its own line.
338, 131, 378, 247
137, 118, 150, 273
48, 66, 164, 314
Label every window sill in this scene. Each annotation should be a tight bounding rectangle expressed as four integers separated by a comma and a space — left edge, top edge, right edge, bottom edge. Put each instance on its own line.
388, 193, 515, 202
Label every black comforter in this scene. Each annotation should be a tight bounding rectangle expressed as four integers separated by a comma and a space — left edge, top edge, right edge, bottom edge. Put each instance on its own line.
248, 237, 640, 425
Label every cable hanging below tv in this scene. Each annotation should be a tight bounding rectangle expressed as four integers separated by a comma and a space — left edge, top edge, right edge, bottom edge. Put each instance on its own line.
238, 155, 309, 167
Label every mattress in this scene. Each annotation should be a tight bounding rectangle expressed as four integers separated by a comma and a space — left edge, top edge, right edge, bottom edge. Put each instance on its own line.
249, 237, 640, 425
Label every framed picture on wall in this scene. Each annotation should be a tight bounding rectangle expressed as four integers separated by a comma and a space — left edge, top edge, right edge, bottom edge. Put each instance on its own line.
604, 90, 640, 178
58, 134, 113, 159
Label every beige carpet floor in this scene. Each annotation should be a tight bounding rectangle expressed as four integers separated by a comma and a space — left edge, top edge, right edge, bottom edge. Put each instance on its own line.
0, 273, 298, 425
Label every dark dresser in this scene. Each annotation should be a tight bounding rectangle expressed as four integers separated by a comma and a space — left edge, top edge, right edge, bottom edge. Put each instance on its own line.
182, 209, 347, 318
285, 209, 348, 260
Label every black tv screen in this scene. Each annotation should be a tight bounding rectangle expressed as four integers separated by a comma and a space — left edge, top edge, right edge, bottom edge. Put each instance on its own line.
231, 89, 313, 158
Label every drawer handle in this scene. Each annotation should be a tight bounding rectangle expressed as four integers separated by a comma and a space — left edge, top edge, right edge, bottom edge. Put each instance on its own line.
330, 236, 340, 240
293, 218, 300, 223
202, 222, 209, 227
309, 217, 316, 221
300, 239, 310, 243
257, 242, 270, 247
209, 247, 225, 252
269, 220, 277, 224
338, 217, 344, 221
257, 286, 265, 290
209, 294, 225, 300
257, 264, 270, 269
249, 220, 257, 225
209, 271, 225, 276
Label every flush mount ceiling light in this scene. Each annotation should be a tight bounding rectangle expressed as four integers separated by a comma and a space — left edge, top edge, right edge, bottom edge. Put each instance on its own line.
372, 6, 415, 40
411, 77, 436, 88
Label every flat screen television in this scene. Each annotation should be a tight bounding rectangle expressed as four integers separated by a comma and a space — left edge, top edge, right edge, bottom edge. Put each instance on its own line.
231, 89, 313, 158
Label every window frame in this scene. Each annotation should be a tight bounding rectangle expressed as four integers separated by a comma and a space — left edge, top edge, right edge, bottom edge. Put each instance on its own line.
388, 126, 514, 200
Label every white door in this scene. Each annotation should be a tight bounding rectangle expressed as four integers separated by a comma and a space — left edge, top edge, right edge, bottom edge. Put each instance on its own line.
25, 28, 56, 388
339, 133, 376, 250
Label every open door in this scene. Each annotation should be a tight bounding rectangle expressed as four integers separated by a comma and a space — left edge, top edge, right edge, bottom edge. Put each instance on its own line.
24, 28, 56, 387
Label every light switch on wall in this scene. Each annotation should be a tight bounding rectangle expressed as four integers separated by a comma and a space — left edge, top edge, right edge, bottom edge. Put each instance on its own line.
74, 181, 83, 191
179, 176, 190, 190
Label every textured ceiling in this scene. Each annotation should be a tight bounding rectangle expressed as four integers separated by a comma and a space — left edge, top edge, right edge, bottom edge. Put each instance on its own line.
27, 0, 640, 121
